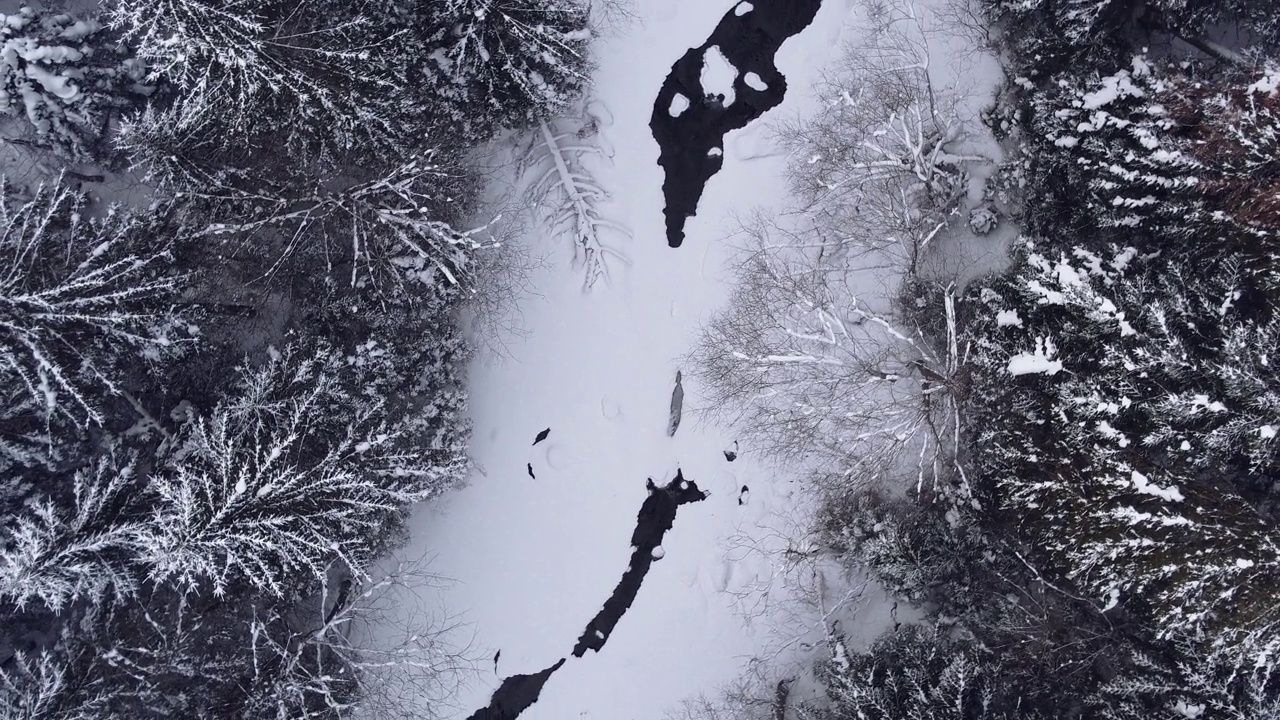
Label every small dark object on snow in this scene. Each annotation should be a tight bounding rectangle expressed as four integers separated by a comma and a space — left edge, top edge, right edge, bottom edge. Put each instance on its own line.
533, 428, 551, 445
494, 650, 501, 673
668, 370, 684, 437
527, 463, 536, 479
724, 440, 738, 462
738, 485, 750, 506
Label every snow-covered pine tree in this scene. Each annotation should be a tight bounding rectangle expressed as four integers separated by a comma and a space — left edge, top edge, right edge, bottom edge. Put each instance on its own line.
801, 625, 1037, 720
421, 0, 591, 134
0, 446, 143, 612
141, 340, 466, 598
1034, 58, 1280, 281
0, 178, 191, 433
188, 153, 484, 299
107, 0, 425, 179
965, 239, 1280, 672
981, 0, 1276, 77
0, 7, 150, 161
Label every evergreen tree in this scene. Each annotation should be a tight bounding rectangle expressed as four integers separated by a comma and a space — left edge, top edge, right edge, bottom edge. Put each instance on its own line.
420, 0, 591, 134
1033, 58, 1280, 283
965, 240, 1280, 672
801, 625, 1042, 720
0, 179, 191, 434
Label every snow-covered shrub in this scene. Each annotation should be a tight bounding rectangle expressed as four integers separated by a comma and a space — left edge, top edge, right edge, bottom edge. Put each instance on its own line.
968, 206, 998, 235
0, 178, 190, 430
0, 7, 149, 160
774, 6, 990, 276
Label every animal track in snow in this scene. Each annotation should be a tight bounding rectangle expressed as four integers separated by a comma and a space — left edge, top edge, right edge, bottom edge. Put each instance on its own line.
601, 398, 622, 420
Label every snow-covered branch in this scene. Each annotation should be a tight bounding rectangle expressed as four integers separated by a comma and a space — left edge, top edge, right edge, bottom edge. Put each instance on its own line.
521, 100, 629, 290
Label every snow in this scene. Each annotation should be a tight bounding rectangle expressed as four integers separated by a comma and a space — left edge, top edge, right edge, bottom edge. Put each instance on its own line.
668, 92, 690, 117
1248, 69, 1280, 96
1007, 337, 1063, 376
734, 1, 754, 15
700, 45, 738, 107
1081, 70, 1145, 110
368, 0, 996, 717
1131, 470, 1184, 503
743, 71, 767, 91
995, 308, 1022, 327
1174, 700, 1206, 718
651, 545, 665, 560
1262, 425, 1277, 439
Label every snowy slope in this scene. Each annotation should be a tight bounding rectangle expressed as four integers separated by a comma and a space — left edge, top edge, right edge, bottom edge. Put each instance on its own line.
380, 1, 876, 717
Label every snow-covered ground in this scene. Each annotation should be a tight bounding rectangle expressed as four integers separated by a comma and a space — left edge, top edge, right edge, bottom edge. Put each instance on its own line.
377, 1, 926, 717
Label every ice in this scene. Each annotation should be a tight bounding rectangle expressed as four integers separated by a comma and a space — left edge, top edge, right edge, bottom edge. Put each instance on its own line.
700, 45, 738, 107
743, 72, 767, 91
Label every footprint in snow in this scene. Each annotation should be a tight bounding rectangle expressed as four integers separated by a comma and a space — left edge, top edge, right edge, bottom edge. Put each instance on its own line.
713, 558, 733, 593
585, 98, 614, 129
601, 398, 622, 420
738, 485, 750, 506
724, 440, 738, 462
544, 444, 566, 471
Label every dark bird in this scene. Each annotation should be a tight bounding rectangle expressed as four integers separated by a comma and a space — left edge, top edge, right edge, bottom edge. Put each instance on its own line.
532, 428, 551, 445
723, 440, 738, 462
527, 463, 536, 479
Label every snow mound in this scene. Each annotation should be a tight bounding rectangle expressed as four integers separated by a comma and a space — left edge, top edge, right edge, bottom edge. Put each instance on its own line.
707, 147, 723, 157
734, 1, 753, 15
1007, 337, 1062, 377
743, 72, 767, 91
668, 92, 690, 117
995, 309, 1022, 327
651, 546, 665, 560
700, 45, 738, 107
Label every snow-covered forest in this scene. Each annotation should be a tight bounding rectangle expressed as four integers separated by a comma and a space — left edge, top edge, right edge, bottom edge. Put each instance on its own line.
0, 0, 1278, 718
